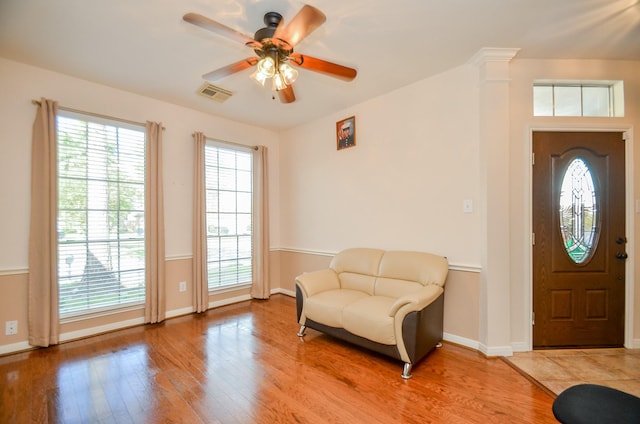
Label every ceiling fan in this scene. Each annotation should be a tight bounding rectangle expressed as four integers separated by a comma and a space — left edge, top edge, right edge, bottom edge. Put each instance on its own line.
183, 4, 357, 103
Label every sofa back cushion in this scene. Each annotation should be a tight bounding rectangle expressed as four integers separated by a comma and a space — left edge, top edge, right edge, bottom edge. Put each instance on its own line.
330, 248, 385, 294
374, 277, 423, 298
376, 250, 448, 289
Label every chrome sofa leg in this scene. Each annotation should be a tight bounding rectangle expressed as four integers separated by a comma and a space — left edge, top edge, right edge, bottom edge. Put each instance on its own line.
297, 325, 307, 337
401, 363, 413, 379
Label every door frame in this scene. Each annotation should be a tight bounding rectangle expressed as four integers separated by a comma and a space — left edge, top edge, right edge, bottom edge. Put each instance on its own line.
524, 124, 635, 350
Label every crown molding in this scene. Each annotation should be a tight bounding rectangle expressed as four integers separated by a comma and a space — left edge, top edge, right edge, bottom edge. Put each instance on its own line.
468, 47, 521, 66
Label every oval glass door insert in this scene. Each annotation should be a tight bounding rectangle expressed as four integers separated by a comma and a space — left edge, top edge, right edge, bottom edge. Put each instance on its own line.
559, 158, 598, 263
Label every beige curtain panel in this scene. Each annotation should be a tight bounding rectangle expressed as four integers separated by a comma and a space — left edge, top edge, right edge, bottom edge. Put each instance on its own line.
192, 132, 209, 313
144, 121, 166, 324
28, 98, 60, 347
250, 146, 271, 299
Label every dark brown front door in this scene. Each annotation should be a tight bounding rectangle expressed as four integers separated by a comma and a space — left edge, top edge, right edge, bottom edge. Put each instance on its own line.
533, 131, 625, 348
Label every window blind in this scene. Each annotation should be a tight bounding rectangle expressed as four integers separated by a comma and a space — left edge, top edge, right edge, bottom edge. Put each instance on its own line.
204, 142, 253, 290
57, 112, 146, 316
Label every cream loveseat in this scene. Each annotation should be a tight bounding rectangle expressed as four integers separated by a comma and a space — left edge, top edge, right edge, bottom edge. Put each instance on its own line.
295, 248, 449, 379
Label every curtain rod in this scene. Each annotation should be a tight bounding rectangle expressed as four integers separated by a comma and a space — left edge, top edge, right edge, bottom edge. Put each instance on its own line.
193, 132, 258, 150
32, 99, 165, 130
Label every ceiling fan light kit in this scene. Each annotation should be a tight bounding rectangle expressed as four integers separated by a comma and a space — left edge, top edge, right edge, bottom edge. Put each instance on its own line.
183, 4, 357, 104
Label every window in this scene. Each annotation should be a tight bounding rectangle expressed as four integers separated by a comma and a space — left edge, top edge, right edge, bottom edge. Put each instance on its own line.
559, 158, 598, 264
204, 142, 253, 290
533, 81, 624, 117
57, 111, 146, 317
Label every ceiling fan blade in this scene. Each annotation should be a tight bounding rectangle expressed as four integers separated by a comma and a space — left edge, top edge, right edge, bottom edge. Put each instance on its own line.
202, 58, 259, 82
278, 84, 296, 103
289, 53, 357, 82
183, 13, 261, 48
273, 5, 326, 48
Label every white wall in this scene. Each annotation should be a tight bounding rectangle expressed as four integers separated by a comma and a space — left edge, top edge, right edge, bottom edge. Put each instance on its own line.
0, 57, 281, 270
279, 64, 482, 268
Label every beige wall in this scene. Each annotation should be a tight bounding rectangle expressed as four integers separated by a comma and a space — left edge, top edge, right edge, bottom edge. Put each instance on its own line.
0, 273, 29, 349
277, 250, 333, 293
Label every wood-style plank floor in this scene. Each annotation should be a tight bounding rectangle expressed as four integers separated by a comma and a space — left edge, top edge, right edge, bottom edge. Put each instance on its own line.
0, 295, 557, 423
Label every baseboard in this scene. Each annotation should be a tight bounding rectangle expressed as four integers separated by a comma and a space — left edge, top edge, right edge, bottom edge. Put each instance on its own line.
166, 306, 194, 319
208, 294, 252, 309
0, 340, 33, 356
59, 317, 145, 343
271, 287, 295, 297
443, 333, 481, 351
479, 343, 514, 357
628, 339, 640, 349
511, 341, 530, 353
445, 333, 514, 357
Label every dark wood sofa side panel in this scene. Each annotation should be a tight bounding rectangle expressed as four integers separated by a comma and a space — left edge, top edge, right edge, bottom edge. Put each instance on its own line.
401, 292, 444, 363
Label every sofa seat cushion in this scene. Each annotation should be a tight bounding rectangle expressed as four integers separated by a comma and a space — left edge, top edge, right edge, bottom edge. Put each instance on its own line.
342, 296, 396, 345
305, 289, 369, 328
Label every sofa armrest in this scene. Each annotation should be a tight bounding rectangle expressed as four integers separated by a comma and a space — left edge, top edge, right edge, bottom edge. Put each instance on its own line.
295, 269, 340, 298
387, 285, 443, 317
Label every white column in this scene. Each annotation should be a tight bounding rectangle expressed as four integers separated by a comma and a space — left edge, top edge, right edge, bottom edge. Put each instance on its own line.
470, 48, 520, 356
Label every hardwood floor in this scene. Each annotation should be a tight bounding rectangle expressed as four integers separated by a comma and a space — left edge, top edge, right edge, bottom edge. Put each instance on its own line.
0, 295, 557, 423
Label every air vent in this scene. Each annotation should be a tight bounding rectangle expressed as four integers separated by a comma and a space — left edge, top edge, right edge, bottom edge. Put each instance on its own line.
197, 83, 233, 103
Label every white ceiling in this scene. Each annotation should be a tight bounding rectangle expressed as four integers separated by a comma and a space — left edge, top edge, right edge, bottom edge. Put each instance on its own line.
1, 0, 639, 131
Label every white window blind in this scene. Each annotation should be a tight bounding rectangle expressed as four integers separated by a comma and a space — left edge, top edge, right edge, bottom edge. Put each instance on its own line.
204, 142, 253, 290
57, 111, 146, 317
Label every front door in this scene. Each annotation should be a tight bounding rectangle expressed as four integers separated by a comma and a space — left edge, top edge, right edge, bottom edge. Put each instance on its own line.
532, 131, 626, 348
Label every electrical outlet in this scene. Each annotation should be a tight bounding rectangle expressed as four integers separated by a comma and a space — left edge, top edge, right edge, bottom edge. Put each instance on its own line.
5, 320, 18, 336
179, 281, 187, 292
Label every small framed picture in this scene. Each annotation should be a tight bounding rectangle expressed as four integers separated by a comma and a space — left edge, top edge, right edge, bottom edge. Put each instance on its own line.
336, 116, 356, 150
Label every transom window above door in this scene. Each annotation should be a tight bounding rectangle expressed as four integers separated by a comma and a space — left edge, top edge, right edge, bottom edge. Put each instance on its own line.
533, 80, 624, 117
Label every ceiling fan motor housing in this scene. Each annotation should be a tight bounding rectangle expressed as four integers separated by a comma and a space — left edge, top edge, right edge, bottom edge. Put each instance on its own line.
253, 12, 293, 61
254, 12, 282, 42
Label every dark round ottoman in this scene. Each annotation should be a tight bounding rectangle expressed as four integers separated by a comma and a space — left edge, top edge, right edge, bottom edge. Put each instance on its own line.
552, 384, 640, 424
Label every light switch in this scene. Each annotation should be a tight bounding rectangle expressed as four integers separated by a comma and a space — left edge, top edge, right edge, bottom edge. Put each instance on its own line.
463, 199, 473, 213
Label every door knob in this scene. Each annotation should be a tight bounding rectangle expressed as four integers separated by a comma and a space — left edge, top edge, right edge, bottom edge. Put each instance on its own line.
615, 237, 627, 245
615, 252, 628, 260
